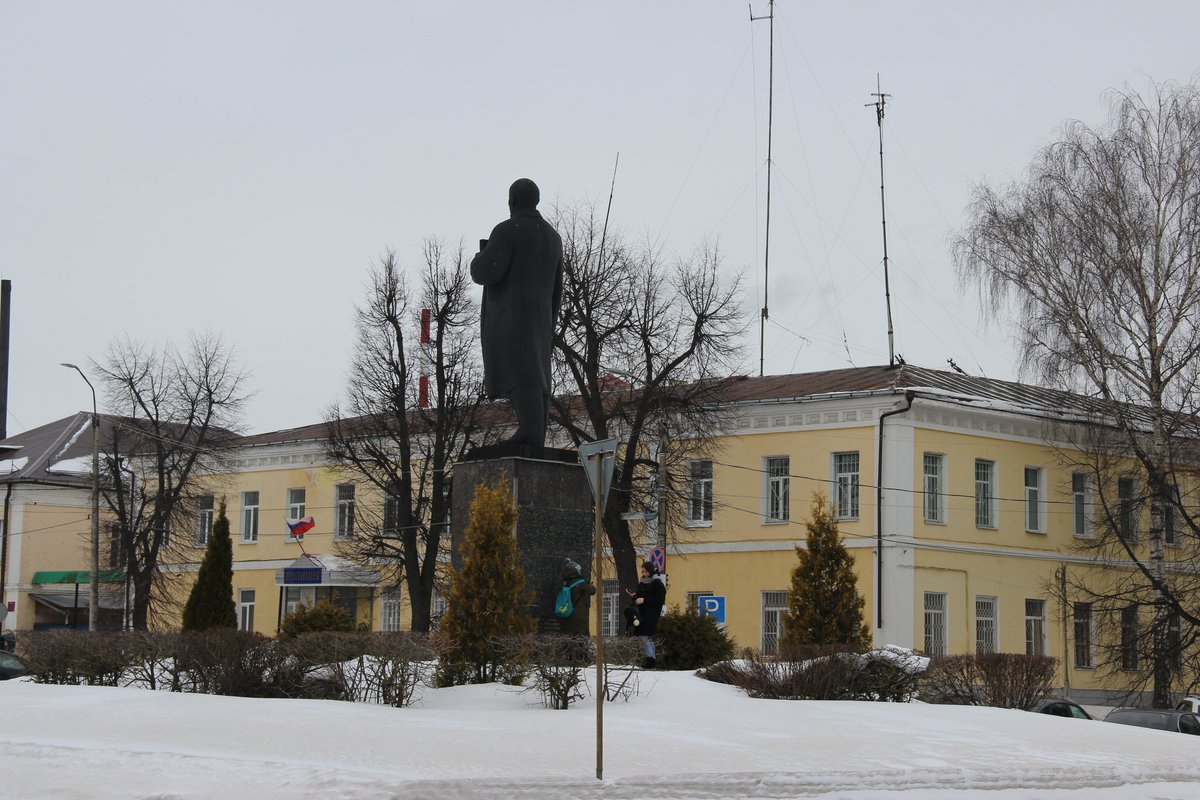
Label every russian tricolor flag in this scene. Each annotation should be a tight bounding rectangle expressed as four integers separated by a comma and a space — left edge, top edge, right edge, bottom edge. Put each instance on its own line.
286, 516, 316, 538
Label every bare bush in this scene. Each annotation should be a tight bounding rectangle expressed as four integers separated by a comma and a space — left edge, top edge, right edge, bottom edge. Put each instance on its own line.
698, 646, 923, 701
919, 653, 1057, 708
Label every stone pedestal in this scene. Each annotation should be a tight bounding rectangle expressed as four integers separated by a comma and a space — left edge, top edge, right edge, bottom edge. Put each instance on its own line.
449, 447, 594, 632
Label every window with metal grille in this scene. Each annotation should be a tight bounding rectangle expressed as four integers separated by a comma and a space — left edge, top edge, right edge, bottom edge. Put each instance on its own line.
923, 592, 947, 657
975, 596, 997, 655
766, 457, 790, 522
335, 484, 356, 539
688, 460, 713, 523
974, 460, 996, 528
241, 491, 259, 543
1121, 605, 1139, 670
601, 579, 620, 636
1073, 602, 1093, 668
685, 591, 714, 613
1118, 477, 1138, 541
1024, 467, 1043, 531
1072, 473, 1091, 537
238, 589, 256, 632
195, 495, 214, 546
761, 590, 788, 656
1025, 599, 1046, 656
923, 453, 945, 523
381, 588, 401, 632
833, 452, 860, 519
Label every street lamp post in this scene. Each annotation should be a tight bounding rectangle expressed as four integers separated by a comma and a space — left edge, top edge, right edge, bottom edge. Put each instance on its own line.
61, 363, 100, 632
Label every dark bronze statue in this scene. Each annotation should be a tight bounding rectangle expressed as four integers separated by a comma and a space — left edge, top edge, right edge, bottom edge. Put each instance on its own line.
471, 178, 564, 447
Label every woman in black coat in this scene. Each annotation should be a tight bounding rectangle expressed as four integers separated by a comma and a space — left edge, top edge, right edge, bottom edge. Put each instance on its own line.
630, 561, 667, 668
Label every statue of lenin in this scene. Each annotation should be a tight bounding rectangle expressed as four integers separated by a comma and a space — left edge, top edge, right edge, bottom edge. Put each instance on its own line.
470, 178, 564, 447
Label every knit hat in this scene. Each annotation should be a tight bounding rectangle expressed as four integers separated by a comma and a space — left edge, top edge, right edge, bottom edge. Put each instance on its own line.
642, 560, 657, 574
563, 558, 581, 573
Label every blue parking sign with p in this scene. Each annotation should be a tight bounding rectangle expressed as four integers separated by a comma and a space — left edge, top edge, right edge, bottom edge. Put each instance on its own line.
699, 595, 726, 625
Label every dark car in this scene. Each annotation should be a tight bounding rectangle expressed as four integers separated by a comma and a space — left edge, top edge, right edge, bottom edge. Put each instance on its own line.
0, 650, 26, 680
1031, 697, 1093, 720
1105, 708, 1200, 735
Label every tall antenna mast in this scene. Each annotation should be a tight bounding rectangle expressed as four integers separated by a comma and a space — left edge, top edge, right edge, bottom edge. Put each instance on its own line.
867, 74, 896, 368
750, 0, 775, 377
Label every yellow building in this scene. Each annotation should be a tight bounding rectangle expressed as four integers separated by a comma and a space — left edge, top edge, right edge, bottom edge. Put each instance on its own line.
0, 413, 125, 633
5, 365, 1180, 702
662, 365, 1173, 703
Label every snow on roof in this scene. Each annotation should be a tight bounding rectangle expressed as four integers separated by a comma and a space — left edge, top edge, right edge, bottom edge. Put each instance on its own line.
0, 457, 28, 475
46, 455, 92, 475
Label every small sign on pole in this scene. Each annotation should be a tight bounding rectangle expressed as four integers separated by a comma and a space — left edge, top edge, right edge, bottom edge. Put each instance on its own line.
649, 546, 666, 574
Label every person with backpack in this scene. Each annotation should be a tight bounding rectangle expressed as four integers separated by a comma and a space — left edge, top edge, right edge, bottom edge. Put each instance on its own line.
555, 558, 596, 636
629, 560, 667, 668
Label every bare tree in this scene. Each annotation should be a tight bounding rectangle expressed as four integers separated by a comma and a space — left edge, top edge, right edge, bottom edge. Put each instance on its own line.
549, 202, 746, 596
324, 242, 493, 632
955, 80, 1200, 706
95, 333, 248, 630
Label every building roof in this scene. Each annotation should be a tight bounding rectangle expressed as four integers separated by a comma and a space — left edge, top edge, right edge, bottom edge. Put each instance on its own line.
229, 364, 1101, 448
0, 412, 109, 486
714, 364, 1094, 418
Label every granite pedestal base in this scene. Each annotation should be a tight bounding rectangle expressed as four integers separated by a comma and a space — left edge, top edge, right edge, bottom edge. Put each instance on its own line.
450, 448, 594, 632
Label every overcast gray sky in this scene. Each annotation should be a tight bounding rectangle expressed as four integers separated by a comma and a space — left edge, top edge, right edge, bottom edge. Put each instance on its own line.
3, 2, 1198, 435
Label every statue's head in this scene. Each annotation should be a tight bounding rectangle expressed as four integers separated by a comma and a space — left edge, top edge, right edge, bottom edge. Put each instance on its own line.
508, 178, 540, 211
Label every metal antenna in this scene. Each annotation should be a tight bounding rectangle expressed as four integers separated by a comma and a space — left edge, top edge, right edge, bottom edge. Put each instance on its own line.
866, 74, 896, 368
750, 0, 775, 377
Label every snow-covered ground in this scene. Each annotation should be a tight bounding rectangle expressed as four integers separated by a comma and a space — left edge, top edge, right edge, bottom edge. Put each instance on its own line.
4, 670, 1200, 800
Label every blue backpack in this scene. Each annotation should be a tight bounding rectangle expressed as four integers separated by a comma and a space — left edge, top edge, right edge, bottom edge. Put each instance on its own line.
555, 578, 584, 618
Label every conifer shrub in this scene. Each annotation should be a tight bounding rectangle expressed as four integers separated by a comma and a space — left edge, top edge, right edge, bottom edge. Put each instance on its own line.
781, 494, 870, 651
279, 599, 358, 639
435, 480, 536, 684
655, 607, 735, 670
181, 500, 237, 631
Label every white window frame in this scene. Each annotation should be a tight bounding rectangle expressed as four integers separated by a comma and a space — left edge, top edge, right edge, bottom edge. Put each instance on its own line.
1118, 477, 1139, 541
287, 487, 306, 540
335, 483, 356, 539
761, 590, 788, 656
430, 586, 448, 632
1073, 602, 1093, 669
764, 456, 790, 523
974, 460, 996, 529
832, 451, 860, 519
1162, 498, 1178, 547
923, 453, 946, 524
687, 460, 713, 525
381, 587, 401, 633
975, 595, 997, 655
1025, 598, 1046, 657
1072, 472, 1093, 538
195, 495, 214, 547
1024, 466, 1046, 533
284, 586, 316, 616
237, 588, 256, 632
241, 491, 259, 543
923, 592, 948, 657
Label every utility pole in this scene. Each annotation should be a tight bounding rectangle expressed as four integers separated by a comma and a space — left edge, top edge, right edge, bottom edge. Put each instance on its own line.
867, 75, 896, 368
656, 426, 668, 551
62, 363, 100, 632
750, 0, 775, 377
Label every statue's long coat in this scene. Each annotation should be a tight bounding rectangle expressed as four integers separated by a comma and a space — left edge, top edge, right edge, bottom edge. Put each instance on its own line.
470, 208, 564, 398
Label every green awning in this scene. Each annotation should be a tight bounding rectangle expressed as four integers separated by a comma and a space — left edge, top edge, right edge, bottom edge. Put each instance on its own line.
31, 569, 125, 585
